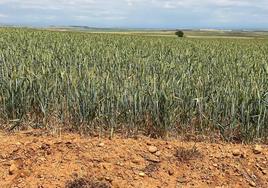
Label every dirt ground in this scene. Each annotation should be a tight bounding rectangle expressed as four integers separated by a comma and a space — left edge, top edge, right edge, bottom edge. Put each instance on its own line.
0, 130, 267, 188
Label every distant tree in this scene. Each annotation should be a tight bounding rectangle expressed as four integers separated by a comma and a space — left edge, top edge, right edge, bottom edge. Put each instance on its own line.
175, 30, 184, 37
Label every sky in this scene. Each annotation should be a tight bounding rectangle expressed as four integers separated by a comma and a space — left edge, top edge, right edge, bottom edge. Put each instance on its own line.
0, 0, 268, 29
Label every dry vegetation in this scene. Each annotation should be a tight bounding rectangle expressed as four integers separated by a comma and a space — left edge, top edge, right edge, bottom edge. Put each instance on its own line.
65, 177, 110, 188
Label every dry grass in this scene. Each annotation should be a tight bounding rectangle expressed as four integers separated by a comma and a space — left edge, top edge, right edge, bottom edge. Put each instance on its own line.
143, 163, 160, 177
175, 145, 203, 162
65, 177, 110, 188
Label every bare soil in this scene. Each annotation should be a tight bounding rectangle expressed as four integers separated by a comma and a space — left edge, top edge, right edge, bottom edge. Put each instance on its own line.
0, 130, 267, 188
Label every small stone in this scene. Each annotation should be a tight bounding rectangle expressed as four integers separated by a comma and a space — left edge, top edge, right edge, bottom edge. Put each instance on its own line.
262, 169, 267, 175
139, 172, 145, 177
240, 153, 246, 158
148, 146, 158, 153
105, 177, 112, 182
9, 163, 18, 175
177, 177, 187, 183
0, 154, 7, 159
249, 181, 256, 187
72, 172, 78, 178
155, 151, 161, 156
213, 164, 218, 167
133, 176, 139, 180
115, 162, 122, 166
233, 149, 241, 156
146, 156, 161, 163
98, 143, 105, 147
102, 164, 110, 170
168, 169, 174, 176
41, 143, 50, 149
19, 171, 30, 178
16, 142, 22, 145
9, 159, 23, 175
46, 150, 52, 155
253, 145, 262, 154
132, 159, 142, 164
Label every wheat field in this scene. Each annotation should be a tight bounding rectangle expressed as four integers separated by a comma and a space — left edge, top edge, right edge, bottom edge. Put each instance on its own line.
0, 28, 267, 141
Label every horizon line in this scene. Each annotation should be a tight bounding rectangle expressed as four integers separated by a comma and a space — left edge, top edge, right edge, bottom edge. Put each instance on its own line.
1, 24, 268, 32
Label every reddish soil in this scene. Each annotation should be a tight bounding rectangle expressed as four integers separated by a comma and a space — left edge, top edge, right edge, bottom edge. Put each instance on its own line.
0, 130, 267, 188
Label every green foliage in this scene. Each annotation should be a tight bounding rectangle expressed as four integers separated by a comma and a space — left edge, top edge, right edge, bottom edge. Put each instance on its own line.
0, 28, 267, 141
175, 30, 184, 37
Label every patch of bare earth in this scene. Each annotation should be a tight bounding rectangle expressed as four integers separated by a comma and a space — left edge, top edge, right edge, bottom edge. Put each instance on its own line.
0, 130, 267, 188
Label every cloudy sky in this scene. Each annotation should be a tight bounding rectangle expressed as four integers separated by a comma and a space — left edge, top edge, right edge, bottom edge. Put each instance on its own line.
0, 0, 268, 29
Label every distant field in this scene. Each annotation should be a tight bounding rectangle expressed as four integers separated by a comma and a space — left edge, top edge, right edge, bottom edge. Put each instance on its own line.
0, 28, 267, 141
46, 27, 268, 39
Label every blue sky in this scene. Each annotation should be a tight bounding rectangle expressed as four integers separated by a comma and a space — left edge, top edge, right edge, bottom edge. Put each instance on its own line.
0, 0, 268, 29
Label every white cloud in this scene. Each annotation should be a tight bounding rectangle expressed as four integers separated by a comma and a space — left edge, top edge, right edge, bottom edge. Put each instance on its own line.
0, 13, 8, 18
74, 15, 126, 21
149, 0, 268, 9
0, 0, 267, 10
0, 0, 267, 28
